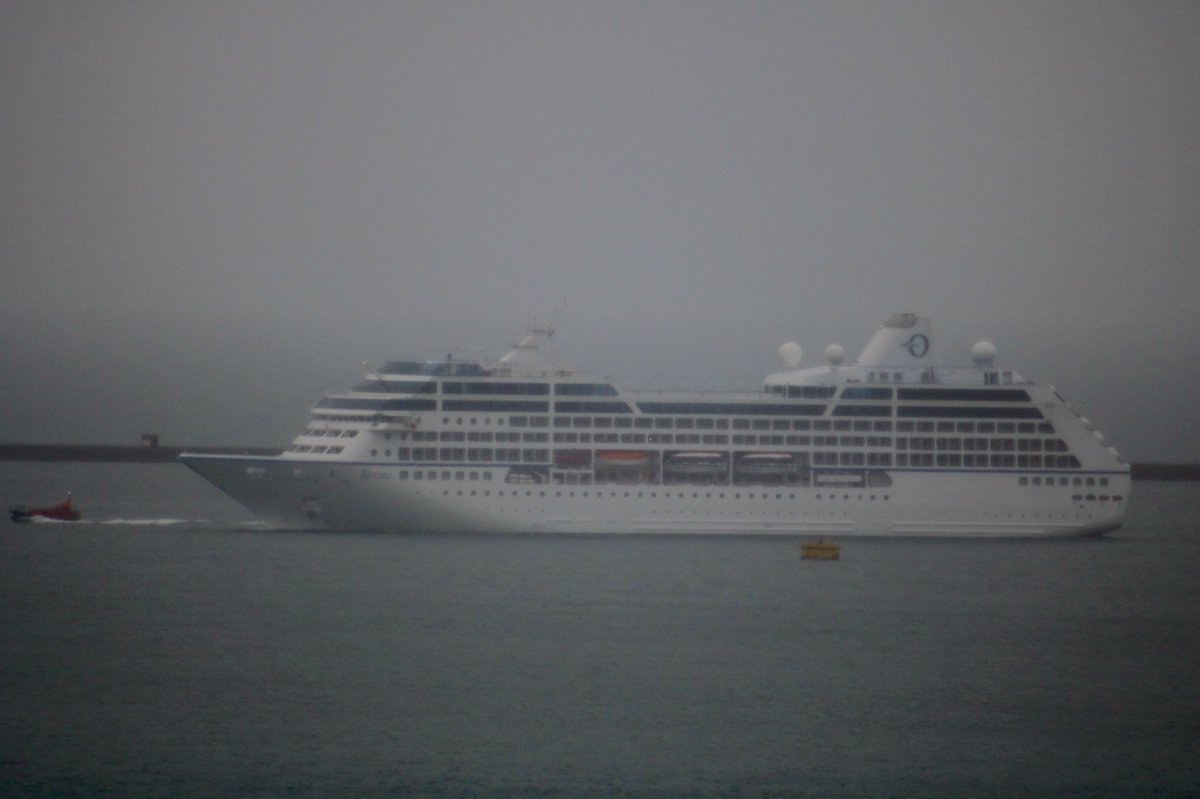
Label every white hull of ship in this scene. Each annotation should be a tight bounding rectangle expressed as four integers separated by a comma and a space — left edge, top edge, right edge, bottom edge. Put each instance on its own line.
182, 454, 1129, 538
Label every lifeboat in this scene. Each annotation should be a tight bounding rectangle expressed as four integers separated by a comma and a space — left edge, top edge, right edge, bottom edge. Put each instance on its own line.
664, 452, 727, 475
10, 495, 81, 523
595, 451, 651, 469
553, 450, 591, 468
734, 453, 796, 475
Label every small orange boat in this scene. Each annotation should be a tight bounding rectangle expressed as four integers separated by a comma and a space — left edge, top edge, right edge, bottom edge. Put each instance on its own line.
10, 494, 81, 523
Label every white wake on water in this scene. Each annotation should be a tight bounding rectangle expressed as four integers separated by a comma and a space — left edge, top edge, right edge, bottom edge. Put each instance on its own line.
98, 518, 210, 526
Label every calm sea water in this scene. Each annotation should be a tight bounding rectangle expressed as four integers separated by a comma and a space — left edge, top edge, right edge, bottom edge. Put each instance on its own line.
0, 462, 1197, 798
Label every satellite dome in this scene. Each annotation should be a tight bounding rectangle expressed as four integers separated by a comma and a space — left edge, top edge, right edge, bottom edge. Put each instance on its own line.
825, 344, 845, 367
778, 341, 803, 368
971, 341, 997, 366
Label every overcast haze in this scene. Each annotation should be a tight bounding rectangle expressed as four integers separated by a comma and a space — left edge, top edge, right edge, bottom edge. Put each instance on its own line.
3, 2, 1198, 462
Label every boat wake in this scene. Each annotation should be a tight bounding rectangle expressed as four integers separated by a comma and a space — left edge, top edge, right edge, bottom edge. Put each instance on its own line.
98, 518, 210, 526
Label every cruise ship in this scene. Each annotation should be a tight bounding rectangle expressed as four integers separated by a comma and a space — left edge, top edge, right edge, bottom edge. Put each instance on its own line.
181, 314, 1129, 537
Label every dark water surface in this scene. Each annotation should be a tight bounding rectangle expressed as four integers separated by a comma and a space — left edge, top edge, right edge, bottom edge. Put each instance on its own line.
1, 464, 1197, 797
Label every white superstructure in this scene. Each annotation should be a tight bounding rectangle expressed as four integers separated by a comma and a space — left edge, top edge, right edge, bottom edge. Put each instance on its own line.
181, 314, 1129, 536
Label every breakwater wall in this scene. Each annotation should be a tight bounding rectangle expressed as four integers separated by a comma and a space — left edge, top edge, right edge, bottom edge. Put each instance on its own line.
0, 444, 280, 463
1129, 463, 1200, 481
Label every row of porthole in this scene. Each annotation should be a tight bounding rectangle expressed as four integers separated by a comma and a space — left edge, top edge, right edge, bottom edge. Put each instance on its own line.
417, 489, 890, 501
1019, 475, 1111, 487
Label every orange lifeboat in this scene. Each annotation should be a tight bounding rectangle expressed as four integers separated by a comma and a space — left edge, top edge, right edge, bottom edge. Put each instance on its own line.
595, 451, 651, 469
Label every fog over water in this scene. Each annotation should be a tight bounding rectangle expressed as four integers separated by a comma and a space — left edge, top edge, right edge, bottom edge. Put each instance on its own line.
3, 2, 1197, 462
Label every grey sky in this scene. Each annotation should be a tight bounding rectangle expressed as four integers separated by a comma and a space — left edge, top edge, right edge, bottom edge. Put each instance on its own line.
3, 1, 1197, 462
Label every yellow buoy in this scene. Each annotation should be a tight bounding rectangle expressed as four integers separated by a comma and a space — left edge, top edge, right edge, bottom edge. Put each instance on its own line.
801, 540, 840, 560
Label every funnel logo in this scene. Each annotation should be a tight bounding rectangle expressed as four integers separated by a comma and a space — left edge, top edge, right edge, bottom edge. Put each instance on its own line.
903, 334, 930, 358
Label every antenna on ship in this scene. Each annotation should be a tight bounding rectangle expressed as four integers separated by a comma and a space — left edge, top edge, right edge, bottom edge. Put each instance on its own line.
362, 360, 386, 385
516, 299, 569, 349
529, 298, 567, 339
547, 297, 567, 335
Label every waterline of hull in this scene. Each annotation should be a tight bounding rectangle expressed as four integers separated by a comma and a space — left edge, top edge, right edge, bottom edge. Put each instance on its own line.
181, 454, 1127, 538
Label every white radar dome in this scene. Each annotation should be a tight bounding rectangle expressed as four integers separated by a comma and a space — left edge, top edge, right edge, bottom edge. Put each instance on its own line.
825, 344, 845, 367
971, 341, 997, 366
778, 341, 803, 369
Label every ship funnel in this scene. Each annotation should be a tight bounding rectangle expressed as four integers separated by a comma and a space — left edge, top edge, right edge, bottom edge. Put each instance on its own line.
856, 313, 934, 367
